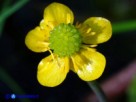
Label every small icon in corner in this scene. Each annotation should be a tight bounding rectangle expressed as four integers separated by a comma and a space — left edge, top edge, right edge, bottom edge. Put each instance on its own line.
11, 94, 16, 99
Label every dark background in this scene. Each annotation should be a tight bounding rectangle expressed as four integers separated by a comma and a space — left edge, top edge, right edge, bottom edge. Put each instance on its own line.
0, 0, 136, 102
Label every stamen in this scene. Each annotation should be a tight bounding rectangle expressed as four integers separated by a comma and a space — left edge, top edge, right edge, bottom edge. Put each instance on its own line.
86, 28, 91, 33
47, 21, 55, 29
82, 44, 97, 48
85, 31, 96, 37
75, 22, 81, 28
48, 49, 55, 60
41, 42, 49, 46
48, 48, 61, 67
90, 45, 97, 47
81, 45, 97, 50
56, 57, 61, 68
71, 56, 78, 72
91, 32, 96, 35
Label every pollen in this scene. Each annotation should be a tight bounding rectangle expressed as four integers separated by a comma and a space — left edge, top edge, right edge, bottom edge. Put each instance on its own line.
49, 23, 82, 57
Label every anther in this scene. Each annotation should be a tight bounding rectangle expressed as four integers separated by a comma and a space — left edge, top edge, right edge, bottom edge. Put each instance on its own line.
86, 28, 91, 33
91, 32, 96, 35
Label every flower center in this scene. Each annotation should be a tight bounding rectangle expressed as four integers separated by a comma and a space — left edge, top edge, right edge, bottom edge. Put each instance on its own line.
49, 23, 82, 57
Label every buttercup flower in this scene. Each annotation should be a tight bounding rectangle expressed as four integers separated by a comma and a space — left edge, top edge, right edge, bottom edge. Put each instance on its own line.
25, 2, 112, 87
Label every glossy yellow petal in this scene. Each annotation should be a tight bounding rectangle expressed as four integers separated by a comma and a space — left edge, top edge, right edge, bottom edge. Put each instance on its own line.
25, 27, 50, 52
80, 17, 112, 44
43, 2, 74, 28
71, 47, 106, 81
37, 55, 69, 87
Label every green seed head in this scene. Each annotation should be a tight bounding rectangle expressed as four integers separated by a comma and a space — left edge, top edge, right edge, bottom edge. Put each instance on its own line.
49, 23, 82, 57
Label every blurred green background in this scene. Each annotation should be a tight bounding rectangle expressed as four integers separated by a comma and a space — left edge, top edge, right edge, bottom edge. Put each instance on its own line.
0, 0, 136, 102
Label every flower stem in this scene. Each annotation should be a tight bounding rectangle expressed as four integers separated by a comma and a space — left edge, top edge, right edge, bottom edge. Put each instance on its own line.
87, 81, 107, 102
0, 0, 12, 14
112, 20, 136, 34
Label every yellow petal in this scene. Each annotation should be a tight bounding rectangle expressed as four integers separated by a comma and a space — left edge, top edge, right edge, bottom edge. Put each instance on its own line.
25, 27, 50, 52
43, 2, 74, 28
37, 55, 69, 87
71, 47, 106, 81
80, 17, 112, 44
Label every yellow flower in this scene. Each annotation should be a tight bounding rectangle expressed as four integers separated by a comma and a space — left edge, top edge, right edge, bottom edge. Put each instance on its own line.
25, 2, 112, 87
